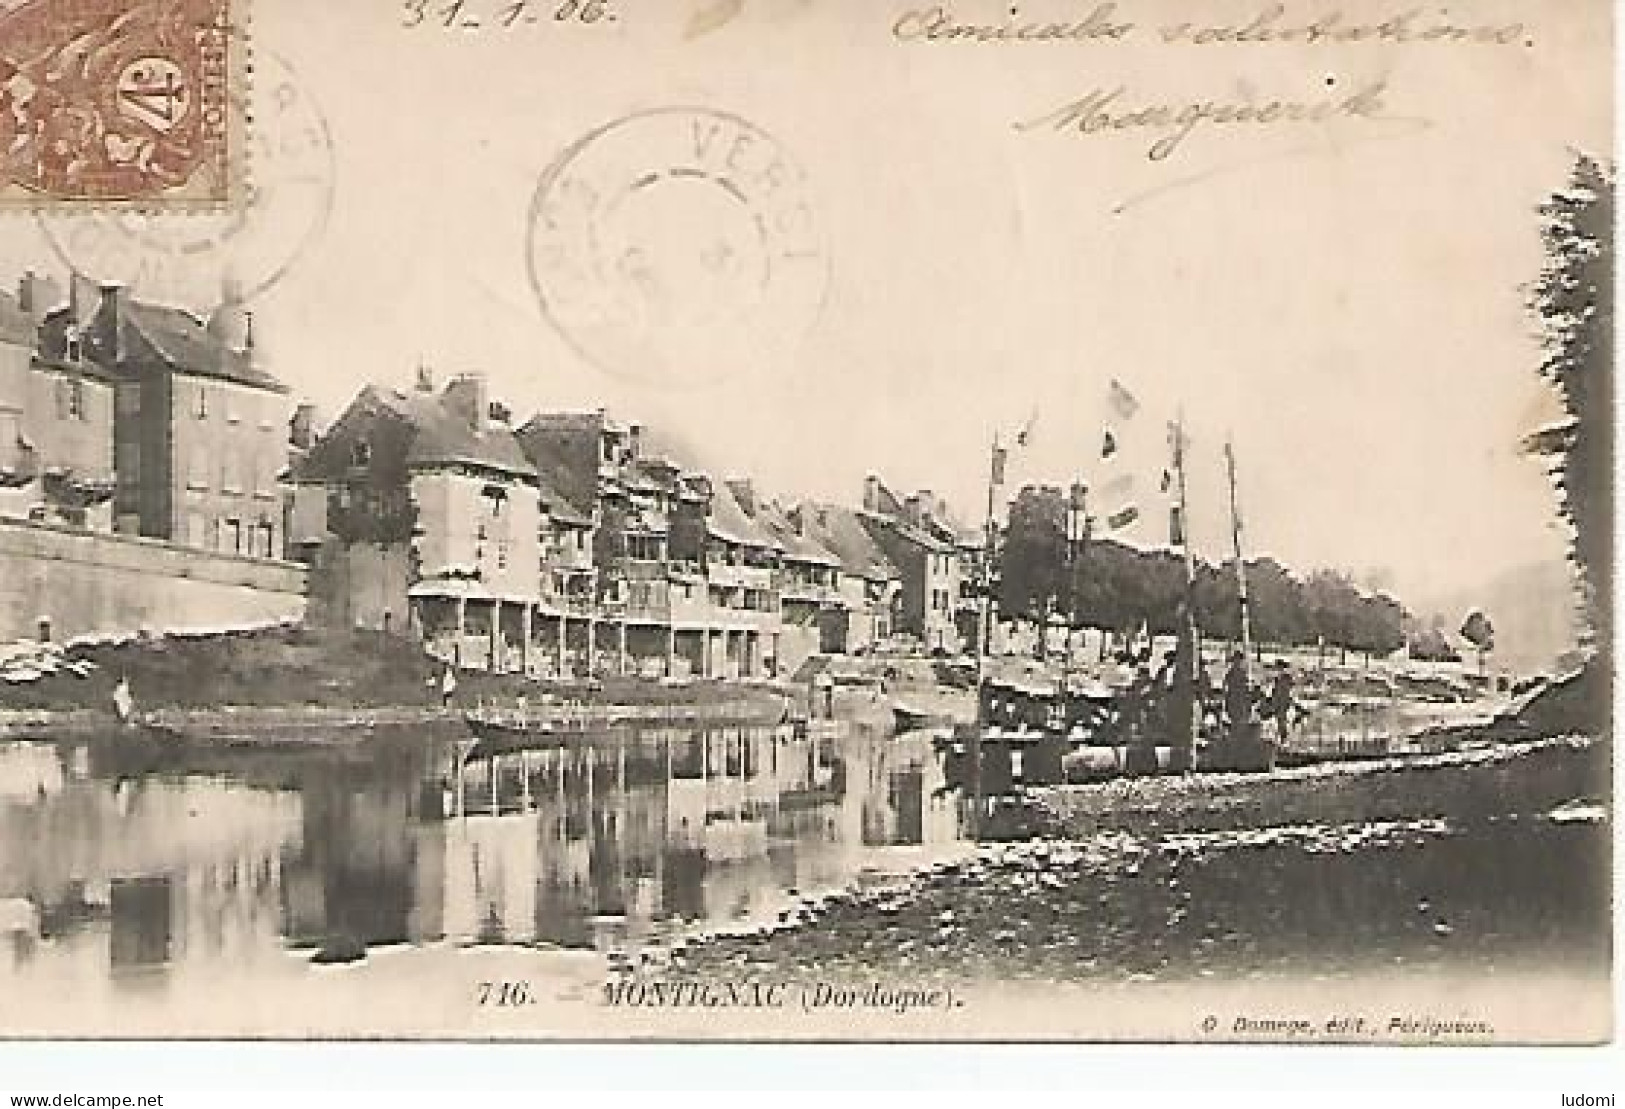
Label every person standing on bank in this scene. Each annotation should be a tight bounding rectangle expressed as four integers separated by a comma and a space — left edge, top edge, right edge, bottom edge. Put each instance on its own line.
1223, 649, 1253, 738
1265, 661, 1297, 742
440, 665, 458, 708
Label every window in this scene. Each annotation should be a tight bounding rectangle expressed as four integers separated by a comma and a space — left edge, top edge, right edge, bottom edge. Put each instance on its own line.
224, 518, 241, 553
65, 380, 84, 420
187, 513, 207, 549
351, 440, 371, 467
194, 386, 208, 420
64, 327, 81, 362
117, 384, 142, 417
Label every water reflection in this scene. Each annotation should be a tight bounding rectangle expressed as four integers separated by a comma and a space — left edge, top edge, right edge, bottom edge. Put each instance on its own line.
0, 723, 959, 987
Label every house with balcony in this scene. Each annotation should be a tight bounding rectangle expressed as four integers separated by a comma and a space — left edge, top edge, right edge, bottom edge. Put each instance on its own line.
858, 475, 963, 654
0, 273, 117, 531
289, 372, 551, 673
519, 411, 785, 680
793, 501, 901, 655
34, 276, 294, 558
730, 479, 842, 673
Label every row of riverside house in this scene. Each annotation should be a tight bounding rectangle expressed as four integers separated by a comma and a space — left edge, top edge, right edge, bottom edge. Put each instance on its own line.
286, 371, 987, 679
0, 268, 981, 674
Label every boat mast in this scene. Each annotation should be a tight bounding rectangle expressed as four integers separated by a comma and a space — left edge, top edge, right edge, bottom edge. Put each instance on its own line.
1224, 438, 1253, 666
971, 430, 1002, 843
1171, 413, 1200, 688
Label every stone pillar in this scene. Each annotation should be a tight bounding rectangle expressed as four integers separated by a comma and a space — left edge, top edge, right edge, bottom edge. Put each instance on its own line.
557, 615, 568, 677
618, 622, 629, 676
586, 619, 598, 676
666, 627, 677, 678
488, 600, 501, 673
521, 605, 532, 676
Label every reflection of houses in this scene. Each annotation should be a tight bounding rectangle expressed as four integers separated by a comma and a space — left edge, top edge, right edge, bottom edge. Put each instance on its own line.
280, 763, 433, 952
441, 743, 667, 947
0, 756, 301, 978
0, 275, 117, 531
795, 501, 901, 654
858, 475, 964, 654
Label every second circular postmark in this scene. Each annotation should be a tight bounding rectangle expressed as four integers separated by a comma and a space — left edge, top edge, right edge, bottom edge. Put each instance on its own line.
527, 106, 829, 390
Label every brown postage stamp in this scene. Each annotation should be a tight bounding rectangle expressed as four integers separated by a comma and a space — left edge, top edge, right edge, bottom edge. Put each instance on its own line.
0, 0, 241, 207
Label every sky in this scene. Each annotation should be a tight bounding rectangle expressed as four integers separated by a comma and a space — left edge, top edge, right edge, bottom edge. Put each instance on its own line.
0, 0, 1608, 619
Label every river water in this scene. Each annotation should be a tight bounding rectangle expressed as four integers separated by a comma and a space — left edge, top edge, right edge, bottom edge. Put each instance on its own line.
0, 723, 1608, 1039
0, 722, 965, 1031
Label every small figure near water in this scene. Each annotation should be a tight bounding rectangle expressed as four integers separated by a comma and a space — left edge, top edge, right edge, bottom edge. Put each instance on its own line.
1264, 660, 1300, 742
440, 665, 458, 708
112, 675, 136, 726
1222, 649, 1254, 736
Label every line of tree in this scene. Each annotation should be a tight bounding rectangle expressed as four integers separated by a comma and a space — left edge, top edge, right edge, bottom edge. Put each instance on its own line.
997, 484, 1410, 656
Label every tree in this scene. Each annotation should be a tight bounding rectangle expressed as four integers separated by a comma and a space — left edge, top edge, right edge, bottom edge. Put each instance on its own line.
1460, 609, 1496, 675
998, 485, 1067, 622
1529, 154, 1613, 658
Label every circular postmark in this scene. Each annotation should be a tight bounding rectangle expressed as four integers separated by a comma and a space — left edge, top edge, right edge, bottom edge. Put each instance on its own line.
527, 107, 829, 390
36, 49, 335, 315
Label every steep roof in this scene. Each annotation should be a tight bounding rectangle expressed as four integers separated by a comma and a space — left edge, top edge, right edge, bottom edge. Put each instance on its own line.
863, 508, 952, 554
81, 297, 286, 392
294, 385, 536, 483
513, 420, 598, 524
371, 388, 534, 476
707, 481, 782, 550
800, 502, 899, 581
753, 500, 842, 568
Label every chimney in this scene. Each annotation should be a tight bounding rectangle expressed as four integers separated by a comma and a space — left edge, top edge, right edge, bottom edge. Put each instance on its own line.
17, 271, 63, 319
290, 403, 317, 450
627, 421, 642, 462
98, 283, 129, 360
442, 372, 488, 431
729, 478, 756, 515
414, 363, 434, 393
863, 474, 883, 512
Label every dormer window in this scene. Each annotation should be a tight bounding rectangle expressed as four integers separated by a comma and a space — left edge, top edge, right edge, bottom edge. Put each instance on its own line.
64, 325, 82, 362
351, 440, 371, 467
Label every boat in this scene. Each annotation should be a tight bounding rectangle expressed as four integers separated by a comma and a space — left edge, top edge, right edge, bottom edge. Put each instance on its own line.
891, 701, 954, 734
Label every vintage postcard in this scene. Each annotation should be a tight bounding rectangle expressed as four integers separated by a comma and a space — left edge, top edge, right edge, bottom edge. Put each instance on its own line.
0, 0, 1610, 1044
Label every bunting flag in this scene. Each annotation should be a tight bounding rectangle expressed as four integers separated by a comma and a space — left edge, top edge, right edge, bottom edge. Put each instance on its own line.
1109, 378, 1141, 420
1015, 407, 1038, 448
1107, 506, 1140, 530
990, 444, 1008, 487
1169, 505, 1185, 547
1089, 378, 1184, 551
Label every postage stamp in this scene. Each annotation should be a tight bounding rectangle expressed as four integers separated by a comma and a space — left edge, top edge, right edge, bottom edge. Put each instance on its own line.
527, 106, 829, 390
36, 48, 331, 313
0, 0, 242, 207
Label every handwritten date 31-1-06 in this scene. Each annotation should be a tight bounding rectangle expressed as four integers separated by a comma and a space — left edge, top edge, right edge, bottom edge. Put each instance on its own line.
401, 0, 613, 30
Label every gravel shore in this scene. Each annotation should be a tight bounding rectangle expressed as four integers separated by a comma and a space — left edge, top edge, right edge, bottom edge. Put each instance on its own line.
660, 736, 1609, 988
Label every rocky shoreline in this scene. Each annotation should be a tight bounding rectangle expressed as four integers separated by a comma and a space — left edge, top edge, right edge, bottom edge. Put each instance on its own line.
655, 735, 1608, 988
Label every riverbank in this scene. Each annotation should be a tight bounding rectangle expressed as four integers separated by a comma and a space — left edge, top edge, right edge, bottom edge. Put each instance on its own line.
0, 625, 794, 729
658, 734, 1608, 997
